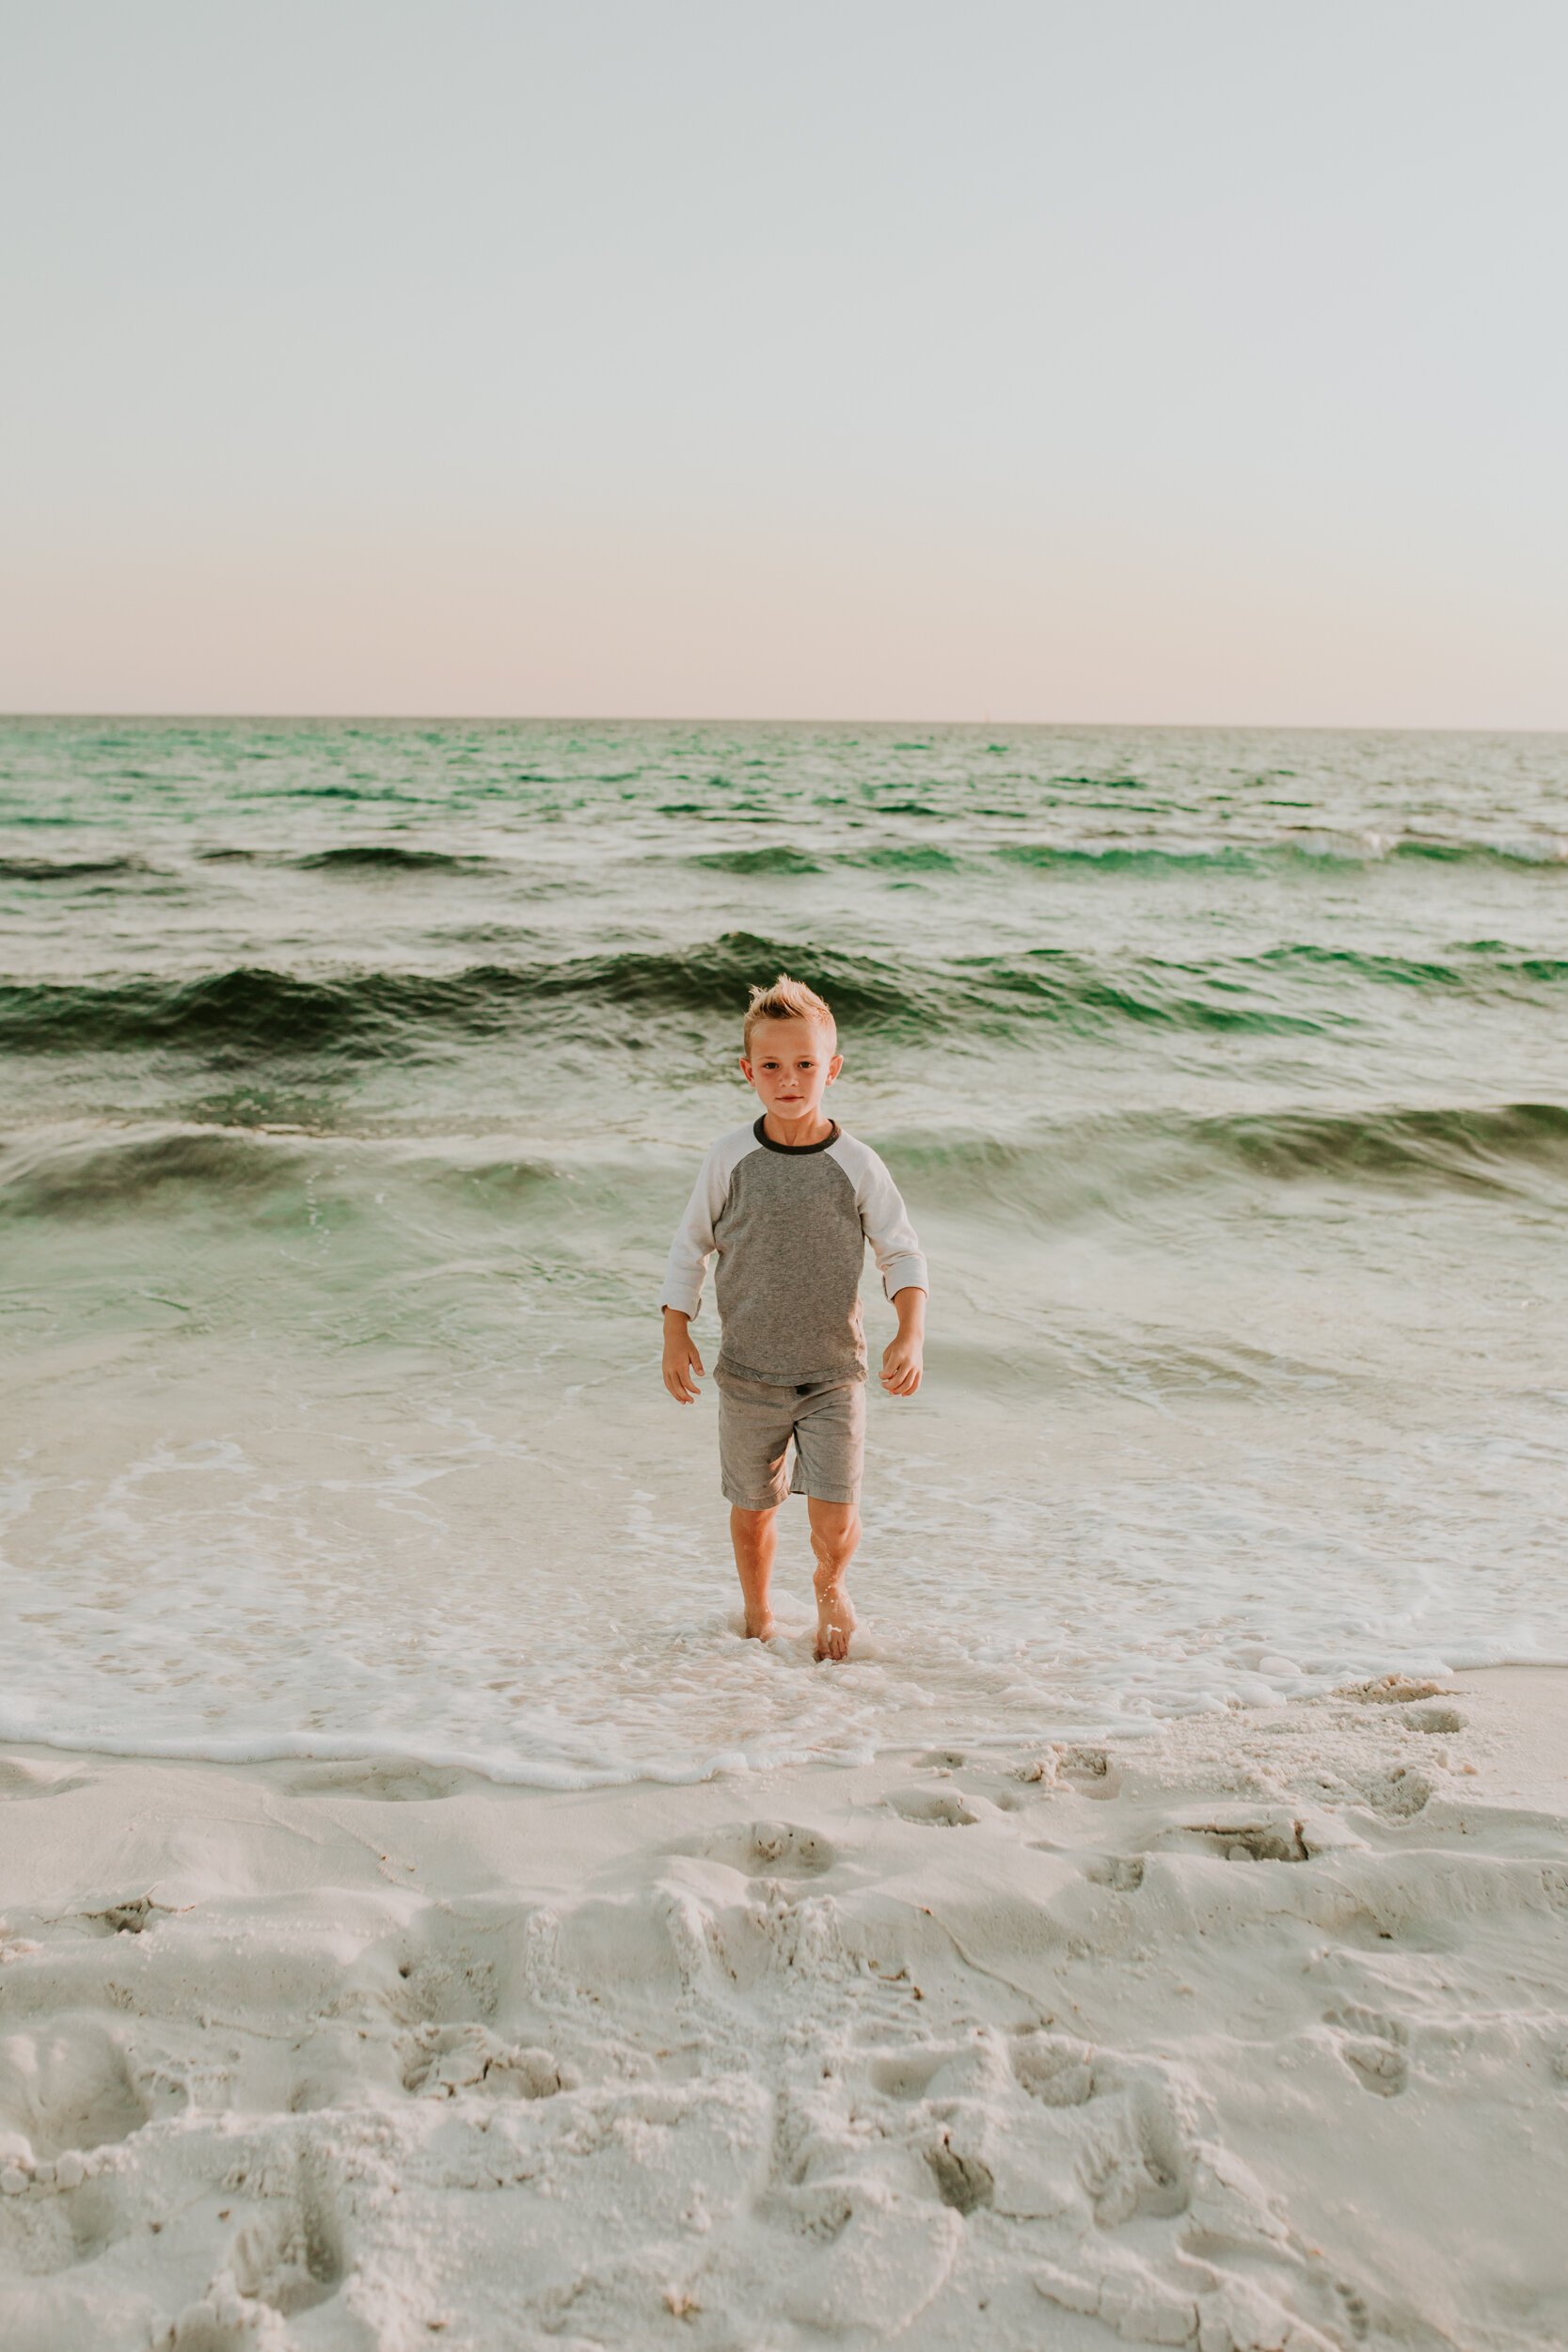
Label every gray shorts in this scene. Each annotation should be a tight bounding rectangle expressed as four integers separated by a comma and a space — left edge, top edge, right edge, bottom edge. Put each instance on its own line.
716, 1372, 865, 1512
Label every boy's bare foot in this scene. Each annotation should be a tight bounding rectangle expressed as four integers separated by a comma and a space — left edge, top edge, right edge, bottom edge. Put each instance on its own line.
814, 1583, 856, 1662
743, 1610, 776, 1642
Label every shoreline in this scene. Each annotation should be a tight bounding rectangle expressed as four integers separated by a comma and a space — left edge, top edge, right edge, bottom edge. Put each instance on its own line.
5, 1654, 1566, 1795
2, 1668, 1564, 2347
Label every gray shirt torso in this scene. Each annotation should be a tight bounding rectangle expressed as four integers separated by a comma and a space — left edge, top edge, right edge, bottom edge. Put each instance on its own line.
659, 1118, 928, 1389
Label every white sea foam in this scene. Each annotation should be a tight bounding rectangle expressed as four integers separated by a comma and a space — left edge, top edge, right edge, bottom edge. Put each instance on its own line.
3, 1375, 1564, 1786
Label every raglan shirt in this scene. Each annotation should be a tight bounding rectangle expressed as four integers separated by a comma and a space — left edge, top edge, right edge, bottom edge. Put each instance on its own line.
659, 1118, 928, 1389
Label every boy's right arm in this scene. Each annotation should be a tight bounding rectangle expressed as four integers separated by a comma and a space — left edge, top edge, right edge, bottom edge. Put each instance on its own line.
657, 1144, 729, 1404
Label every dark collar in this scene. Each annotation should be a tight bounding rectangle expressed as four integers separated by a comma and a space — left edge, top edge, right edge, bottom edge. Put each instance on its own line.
752, 1115, 840, 1156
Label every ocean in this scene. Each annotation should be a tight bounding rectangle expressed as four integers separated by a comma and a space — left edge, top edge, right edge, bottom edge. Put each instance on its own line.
2, 717, 1564, 1785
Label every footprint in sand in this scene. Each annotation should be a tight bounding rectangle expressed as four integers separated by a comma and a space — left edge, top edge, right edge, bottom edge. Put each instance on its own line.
1162, 1817, 1310, 1863
400, 2022, 572, 2100
867, 2042, 1002, 2102
387, 1928, 500, 2026
1405, 1706, 1465, 1735
156, 2162, 344, 2346
1352, 1767, 1433, 1820
927, 2132, 994, 2214
693, 1822, 837, 1877
1332, 2280, 1374, 2344
1326, 2005, 1410, 2097
0, 1760, 92, 1802
1058, 1746, 1121, 1797
1009, 2032, 1096, 2107
0, 2023, 155, 2161
158, 2297, 289, 2348
281, 1762, 466, 1802
1081, 2078, 1195, 2226
885, 1789, 980, 1828
1081, 1854, 1146, 1891
228, 2158, 345, 2318
0, 2159, 132, 2281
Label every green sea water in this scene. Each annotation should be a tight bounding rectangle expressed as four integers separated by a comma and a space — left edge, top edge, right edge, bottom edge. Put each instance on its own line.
2, 717, 1564, 1780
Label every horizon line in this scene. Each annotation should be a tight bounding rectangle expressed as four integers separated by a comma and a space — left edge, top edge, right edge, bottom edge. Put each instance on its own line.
3, 709, 1566, 739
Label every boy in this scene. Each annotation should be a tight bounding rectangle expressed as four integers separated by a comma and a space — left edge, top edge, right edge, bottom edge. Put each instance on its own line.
659, 974, 927, 1661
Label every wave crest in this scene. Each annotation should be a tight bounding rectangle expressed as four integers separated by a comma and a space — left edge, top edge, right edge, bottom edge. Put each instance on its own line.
895, 1101, 1568, 1216
3, 930, 1565, 1062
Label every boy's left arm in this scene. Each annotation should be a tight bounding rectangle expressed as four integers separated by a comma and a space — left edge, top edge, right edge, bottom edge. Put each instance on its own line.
856, 1150, 928, 1399
882, 1280, 926, 1396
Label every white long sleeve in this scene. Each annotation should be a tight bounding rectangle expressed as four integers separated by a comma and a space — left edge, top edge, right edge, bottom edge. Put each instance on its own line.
832, 1135, 929, 1300
657, 1125, 756, 1320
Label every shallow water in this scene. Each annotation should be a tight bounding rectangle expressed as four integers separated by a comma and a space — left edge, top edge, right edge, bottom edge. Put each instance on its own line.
2, 717, 1565, 1781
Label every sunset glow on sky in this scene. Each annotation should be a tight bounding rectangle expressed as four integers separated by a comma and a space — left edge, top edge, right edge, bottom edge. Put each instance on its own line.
5, 1, 1565, 725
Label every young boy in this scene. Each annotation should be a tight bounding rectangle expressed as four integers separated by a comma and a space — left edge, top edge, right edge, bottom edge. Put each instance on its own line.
659, 975, 927, 1661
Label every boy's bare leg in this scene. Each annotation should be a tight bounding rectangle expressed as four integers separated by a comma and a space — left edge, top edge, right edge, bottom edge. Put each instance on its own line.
729, 1502, 780, 1639
808, 1498, 860, 1661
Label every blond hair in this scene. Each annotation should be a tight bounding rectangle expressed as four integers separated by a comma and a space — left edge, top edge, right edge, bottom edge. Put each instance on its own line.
742, 972, 836, 1057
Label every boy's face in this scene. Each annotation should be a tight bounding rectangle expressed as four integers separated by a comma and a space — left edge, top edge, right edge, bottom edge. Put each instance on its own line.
739, 1017, 843, 1132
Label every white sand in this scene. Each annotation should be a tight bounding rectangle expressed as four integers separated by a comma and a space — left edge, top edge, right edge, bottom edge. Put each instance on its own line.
1, 1668, 1564, 2350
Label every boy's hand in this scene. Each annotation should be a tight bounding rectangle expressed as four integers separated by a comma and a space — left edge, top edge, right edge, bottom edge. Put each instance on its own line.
881, 1283, 926, 1396
661, 1311, 705, 1404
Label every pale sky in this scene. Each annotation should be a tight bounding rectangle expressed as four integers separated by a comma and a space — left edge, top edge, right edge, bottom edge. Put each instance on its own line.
4, 1, 1565, 725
